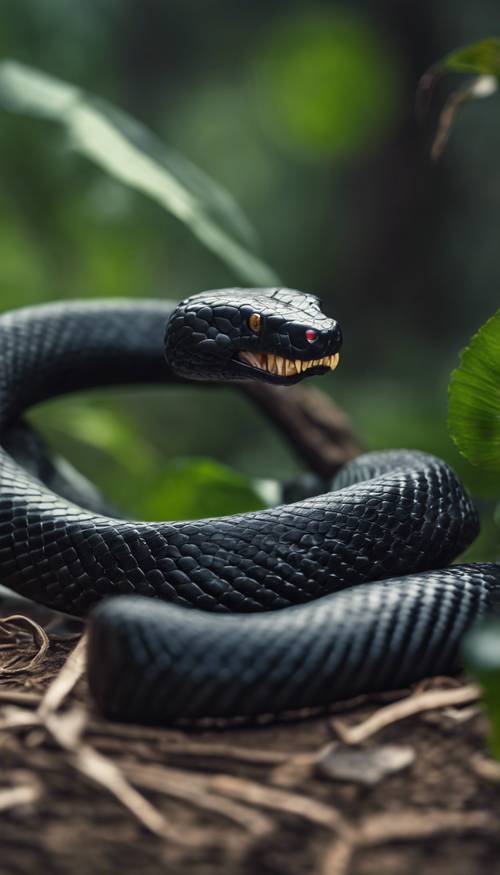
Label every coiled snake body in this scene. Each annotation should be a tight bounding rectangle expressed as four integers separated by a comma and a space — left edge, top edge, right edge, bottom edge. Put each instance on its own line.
0, 289, 498, 723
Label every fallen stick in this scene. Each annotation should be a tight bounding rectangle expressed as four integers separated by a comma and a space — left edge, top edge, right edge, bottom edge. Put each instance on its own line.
332, 684, 480, 745
0, 689, 42, 706
38, 633, 87, 716
122, 762, 273, 836
358, 808, 498, 845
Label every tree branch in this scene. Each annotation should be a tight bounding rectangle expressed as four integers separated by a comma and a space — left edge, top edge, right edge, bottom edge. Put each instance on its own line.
241, 382, 361, 479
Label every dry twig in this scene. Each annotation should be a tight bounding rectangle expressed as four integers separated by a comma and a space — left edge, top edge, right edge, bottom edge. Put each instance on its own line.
209, 773, 348, 833
0, 615, 49, 675
332, 684, 480, 745
0, 782, 40, 812
35, 635, 197, 844
320, 808, 498, 875
0, 689, 42, 706
358, 809, 497, 844
38, 633, 87, 716
122, 762, 273, 836
471, 754, 500, 784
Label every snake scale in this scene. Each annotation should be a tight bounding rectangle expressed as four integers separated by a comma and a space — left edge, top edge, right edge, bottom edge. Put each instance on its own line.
0, 289, 498, 724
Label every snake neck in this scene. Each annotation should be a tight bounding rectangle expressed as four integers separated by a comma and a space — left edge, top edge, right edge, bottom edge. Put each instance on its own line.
0, 299, 177, 430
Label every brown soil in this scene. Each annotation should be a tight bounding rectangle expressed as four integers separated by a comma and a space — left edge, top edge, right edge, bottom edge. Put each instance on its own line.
0, 598, 499, 875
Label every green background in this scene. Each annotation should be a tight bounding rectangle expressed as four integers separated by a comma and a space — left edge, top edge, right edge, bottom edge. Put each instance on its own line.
0, 0, 498, 558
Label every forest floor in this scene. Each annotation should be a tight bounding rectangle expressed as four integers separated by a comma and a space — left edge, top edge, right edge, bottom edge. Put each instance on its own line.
1, 600, 500, 875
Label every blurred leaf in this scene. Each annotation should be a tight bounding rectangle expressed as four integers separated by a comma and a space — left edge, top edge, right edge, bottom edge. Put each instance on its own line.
463, 620, 500, 759
417, 38, 499, 161
136, 457, 266, 521
448, 311, 500, 476
442, 38, 500, 77
256, 10, 400, 159
0, 60, 279, 285
35, 402, 267, 519
35, 400, 161, 481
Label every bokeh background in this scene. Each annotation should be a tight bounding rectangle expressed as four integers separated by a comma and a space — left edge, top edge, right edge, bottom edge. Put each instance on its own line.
0, 0, 498, 556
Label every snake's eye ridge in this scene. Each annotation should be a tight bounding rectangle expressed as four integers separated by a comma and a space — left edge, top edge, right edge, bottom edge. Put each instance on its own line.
248, 313, 262, 333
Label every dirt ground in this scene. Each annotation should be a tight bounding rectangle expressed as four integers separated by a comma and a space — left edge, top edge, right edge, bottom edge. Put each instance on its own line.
1, 596, 500, 875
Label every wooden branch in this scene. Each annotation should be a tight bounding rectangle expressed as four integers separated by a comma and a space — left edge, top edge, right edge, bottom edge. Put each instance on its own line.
241, 382, 361, 479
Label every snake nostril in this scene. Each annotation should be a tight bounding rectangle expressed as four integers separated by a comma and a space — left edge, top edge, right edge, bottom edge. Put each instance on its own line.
305, 329, 317, 343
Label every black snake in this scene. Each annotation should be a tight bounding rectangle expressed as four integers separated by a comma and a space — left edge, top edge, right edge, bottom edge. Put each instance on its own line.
0, 289, 498, 724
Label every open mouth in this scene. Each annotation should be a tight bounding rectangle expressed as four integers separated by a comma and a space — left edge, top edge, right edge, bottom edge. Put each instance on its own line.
238, 351, 340, 377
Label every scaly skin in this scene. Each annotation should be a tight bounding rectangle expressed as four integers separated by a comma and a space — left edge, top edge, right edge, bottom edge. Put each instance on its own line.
0, 290, 497, 723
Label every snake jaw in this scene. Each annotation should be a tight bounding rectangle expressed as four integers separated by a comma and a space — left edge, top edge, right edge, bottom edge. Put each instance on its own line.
165, 287, 342, 383
238, 350, 340, 379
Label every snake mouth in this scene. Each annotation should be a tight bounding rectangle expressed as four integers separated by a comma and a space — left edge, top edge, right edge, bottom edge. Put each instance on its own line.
238, 351, 340, 377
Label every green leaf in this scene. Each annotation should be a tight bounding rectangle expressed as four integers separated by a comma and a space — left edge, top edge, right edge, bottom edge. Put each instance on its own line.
448, 311, 500, 474
443, 38, 500, 77
417, 39, 500, 160
463, 620, 500, 759
0, 60, 279, 286
136, 457, 266, 521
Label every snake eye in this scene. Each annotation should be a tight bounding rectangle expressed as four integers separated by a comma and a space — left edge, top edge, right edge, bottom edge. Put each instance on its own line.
248, 313, 262, 333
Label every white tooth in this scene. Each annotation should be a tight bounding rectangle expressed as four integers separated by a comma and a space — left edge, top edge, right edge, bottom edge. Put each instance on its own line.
267, 353, 277, 374
286, 359, 296, 375
240, 351, 256, 367
277, 355, 285, 376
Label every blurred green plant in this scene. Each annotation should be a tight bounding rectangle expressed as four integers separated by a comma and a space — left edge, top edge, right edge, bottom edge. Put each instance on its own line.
418, 37, 500, 160
463, 620, 500, 759
0, 59, 281, 520
431, 42, 500, 757
136, 458, 265, 521
0, 60, 278, 285
31, 396, 267, 520
440, 37, 500, 76
255, 9, 400, 159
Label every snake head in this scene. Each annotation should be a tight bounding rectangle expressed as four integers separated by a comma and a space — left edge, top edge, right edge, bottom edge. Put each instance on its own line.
164, 288, 342, 385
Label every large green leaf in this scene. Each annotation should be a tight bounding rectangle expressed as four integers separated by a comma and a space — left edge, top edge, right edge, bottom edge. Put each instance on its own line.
0, 60, 279, 286
448, 311, 500, 473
